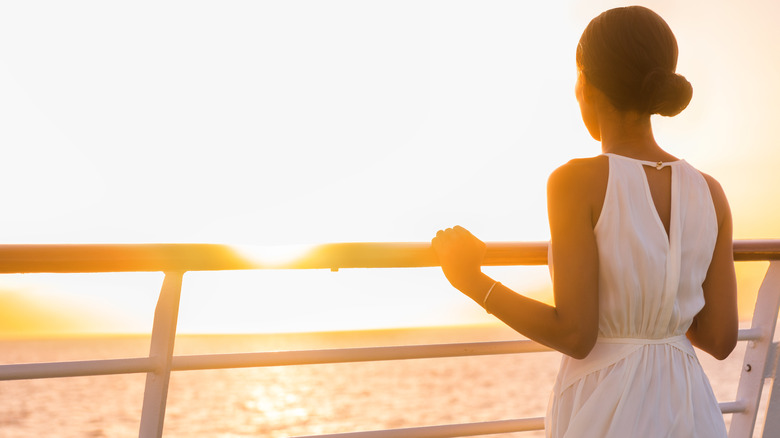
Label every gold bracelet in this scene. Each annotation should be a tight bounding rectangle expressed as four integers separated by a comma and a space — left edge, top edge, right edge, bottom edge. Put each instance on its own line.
483, 281, 500, 314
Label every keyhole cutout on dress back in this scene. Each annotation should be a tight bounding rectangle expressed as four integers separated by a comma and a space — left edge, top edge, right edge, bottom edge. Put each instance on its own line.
642, 165, 672, 240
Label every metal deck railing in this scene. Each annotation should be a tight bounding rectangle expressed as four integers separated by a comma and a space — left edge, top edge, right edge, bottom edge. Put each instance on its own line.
0, 240, 778, 437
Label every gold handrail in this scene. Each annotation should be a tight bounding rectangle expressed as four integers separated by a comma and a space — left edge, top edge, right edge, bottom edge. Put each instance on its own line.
0, 240, 774, 273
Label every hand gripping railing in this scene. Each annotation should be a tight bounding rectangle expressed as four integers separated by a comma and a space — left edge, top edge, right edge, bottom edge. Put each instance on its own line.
0, 240, 778, 437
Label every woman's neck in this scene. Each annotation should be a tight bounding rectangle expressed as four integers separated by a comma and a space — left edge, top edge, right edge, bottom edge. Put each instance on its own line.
597, 110, 675, 161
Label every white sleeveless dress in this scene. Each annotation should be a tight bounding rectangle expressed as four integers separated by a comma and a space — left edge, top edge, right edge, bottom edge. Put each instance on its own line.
545, 153, 727, 437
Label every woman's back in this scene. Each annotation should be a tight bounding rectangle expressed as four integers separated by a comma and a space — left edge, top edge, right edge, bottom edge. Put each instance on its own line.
595, 153, 717, 338
546, 153, 726, 437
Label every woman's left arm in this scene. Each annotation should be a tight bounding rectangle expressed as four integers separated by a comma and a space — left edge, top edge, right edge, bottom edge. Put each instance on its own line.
686, 175, 738, 360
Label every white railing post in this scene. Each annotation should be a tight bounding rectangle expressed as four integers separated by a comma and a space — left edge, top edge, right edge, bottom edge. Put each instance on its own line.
730, 262, 780, 438
138, 271, 185, 438
761, 353, 780, 438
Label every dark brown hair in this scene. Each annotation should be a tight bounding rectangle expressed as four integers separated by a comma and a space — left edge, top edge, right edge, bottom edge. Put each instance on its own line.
576, 6, 692, 117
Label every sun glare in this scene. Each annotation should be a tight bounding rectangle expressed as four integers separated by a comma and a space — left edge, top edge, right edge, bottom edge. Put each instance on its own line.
230, 244, 317, 269
0, 291, 126, 338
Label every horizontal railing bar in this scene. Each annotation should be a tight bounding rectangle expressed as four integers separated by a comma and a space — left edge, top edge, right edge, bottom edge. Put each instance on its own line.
0, 240, 774, 273
290, 417, 545, 438
171, 340, 553, 371
1, 328, 761, 381
0, 340, 549, 382
733, 240, 780, 262
0, 357, 156, 381
738, 328, 763, 341
720, 400, 748, 414
0, 242, 544, 273
286, 402, 750, 438
171, 329, 760, 371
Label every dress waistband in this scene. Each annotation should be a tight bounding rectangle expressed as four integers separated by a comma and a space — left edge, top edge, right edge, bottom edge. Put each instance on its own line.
596, 334, 688, 345
554, 334, 695, 394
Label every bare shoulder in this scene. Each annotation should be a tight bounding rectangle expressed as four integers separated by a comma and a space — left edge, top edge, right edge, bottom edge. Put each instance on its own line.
699, 171, 726, 198
698, 170, 732, 228
549, 156, 609, 184
548, 156, 609, 225
548, 156, 608, 198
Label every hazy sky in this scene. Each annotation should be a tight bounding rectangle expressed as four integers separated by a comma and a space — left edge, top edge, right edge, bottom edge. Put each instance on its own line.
0, 1, 777, 335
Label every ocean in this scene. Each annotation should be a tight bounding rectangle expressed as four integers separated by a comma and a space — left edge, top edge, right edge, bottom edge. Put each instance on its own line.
0, 325, 750, 437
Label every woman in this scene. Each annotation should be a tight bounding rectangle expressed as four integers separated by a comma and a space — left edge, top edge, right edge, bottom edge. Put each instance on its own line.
432, 6, 738, 437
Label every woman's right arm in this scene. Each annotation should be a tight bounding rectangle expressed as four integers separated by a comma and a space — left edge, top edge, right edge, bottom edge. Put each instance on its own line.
432, 160, 602, 359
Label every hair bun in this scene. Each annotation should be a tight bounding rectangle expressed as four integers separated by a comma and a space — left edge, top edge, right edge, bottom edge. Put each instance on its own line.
641, 69, 693, 117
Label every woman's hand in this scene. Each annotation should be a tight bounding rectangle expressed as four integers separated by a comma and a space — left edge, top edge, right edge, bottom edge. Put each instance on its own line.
431, 226, 486, 291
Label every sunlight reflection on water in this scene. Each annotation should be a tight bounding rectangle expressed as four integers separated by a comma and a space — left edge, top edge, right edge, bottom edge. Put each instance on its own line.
245, 383, 310, 423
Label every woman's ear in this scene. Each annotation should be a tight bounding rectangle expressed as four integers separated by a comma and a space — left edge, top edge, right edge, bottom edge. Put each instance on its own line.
575, 72, 596, 105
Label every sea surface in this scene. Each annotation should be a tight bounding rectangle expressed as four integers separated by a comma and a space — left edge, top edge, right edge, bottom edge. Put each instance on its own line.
0, 325, 753, 437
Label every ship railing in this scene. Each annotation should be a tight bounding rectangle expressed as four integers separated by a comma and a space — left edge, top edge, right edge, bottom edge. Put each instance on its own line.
0, 240, 778, 438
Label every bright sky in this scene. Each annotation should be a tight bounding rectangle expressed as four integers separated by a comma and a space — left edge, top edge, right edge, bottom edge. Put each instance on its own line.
0, 1, 778, 335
